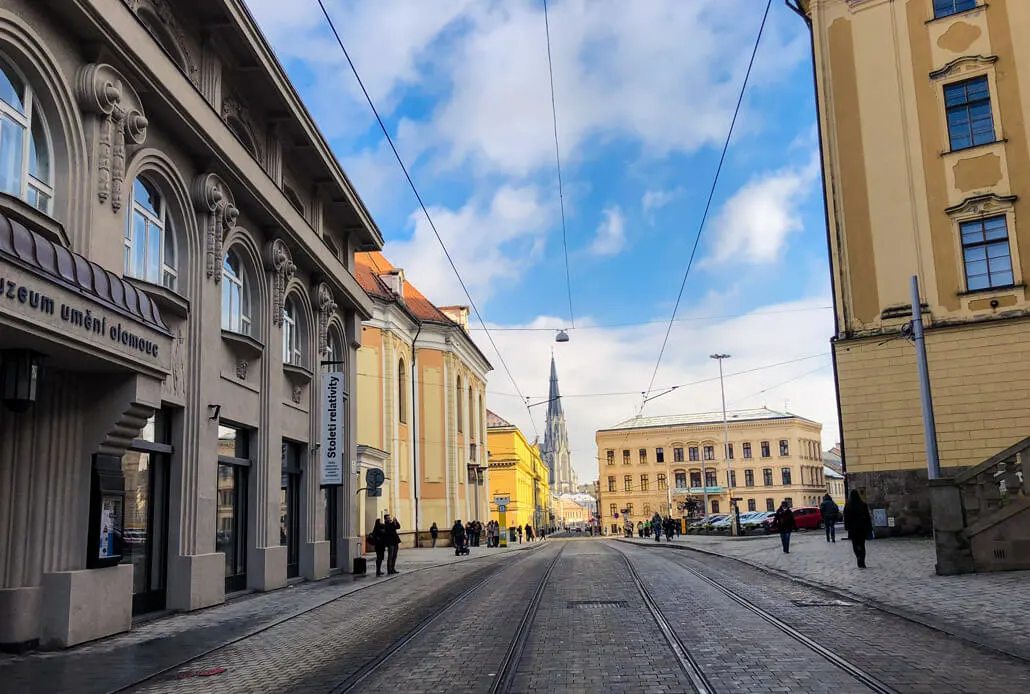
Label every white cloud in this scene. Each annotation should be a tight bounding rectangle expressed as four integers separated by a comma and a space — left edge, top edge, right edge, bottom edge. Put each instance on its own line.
475, 298, 838, 485
707, 156, 820, 265
383, 186, 552, 306
642, 187, 683, 224
589, 206, 626, 256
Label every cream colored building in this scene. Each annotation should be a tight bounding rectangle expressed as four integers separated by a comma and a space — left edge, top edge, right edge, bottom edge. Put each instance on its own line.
553, 494, 590, 528
795, 0, 1030, 532
596, 409, 826, 535
0, 0, 381, 651
355, 252, 491, 546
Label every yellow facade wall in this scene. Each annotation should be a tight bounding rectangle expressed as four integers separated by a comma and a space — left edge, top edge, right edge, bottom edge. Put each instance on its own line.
487, 425, 549, 531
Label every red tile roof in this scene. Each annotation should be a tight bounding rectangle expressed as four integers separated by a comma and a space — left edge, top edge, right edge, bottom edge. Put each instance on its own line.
355, 252, 453, 324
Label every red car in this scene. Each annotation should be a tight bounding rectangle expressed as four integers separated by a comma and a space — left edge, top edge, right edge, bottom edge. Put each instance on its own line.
763, 506, 823, 532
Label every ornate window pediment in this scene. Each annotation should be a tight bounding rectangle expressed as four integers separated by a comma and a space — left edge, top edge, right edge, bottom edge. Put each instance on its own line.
121, 0, 199, 86
945, 193, 1017, 217
930, 54, 998, 80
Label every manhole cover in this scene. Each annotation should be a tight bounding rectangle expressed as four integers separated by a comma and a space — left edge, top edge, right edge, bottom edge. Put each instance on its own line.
566, 600, 628, 608
791, 599, 856, 607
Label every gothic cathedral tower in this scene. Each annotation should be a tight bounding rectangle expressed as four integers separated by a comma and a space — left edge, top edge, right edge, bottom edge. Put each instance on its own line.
542, 355, 576, 494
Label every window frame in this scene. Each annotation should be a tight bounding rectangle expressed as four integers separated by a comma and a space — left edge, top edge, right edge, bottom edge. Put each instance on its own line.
763, 468, 774, 486
607, 475, 616, 493
944, 75, 996, 152
760, 441, 771, 458
126, 177, 176, 289
282, 297, 302, 366
398, 358, 408, 424
688, 446, 699, 462
640, 474, 649, 492
623, 474, 633, 492
960, 215, 1015, 291
606, 449, 615, 466
673, 447, 684, 463
933, 0, 977, 19
655, 447, 664, 463
657, 472, 667, 490
0, 56, 54, 214
221, 251, 251, 335
779, 439, 790, 457
623, 449, 631, 465
703, 445, 715, 461
638, 448, 648, 465
742, 442, 752, 459
781, 467, 792, 486
744, 469, 755, 488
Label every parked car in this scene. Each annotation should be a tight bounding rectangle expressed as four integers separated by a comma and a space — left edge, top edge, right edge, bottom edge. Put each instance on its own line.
689, 514, 727, 529
762, 506, 823, 532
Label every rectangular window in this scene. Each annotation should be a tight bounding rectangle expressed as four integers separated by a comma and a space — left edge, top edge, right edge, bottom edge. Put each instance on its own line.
675, 471, 688, 489
745, 469, 755, 487
688, 446, 699, 462
766, 498, 775, 512
638, 448, 648, 464
779, 439, 790, 457
623, 449, 631, 465
711, 500, 720, 514
656, 447, 665, 463
727, 443, 734, 459
945, 76, 994, 151
729, 470, 737, 488
747, 498, 757, 512
643, 503, 651, 516
743, 442, 752, 459
673, 447, 684, 463
690, 471, 702, 488
705, 470, 718, 488
763, 468, 774, 486
640, 474, 649, 492
961, 216, 1013, 290
606, 449, 614, 465
657, 473, 667, 490
781, 467, 792, 486
760, 441, 771, 458
934, 0, 977, 19
626, 503, 634, 515
610, 503, 617, 517
703, 445, 715, 461
624, 475, 633, 492
608, 476, 616, 492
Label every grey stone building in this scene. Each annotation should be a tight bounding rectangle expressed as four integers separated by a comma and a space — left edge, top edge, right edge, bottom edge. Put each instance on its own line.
0, 0, 381, 651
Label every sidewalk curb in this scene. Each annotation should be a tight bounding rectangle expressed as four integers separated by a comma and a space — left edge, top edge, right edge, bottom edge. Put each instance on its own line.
617, 538, 1030, 665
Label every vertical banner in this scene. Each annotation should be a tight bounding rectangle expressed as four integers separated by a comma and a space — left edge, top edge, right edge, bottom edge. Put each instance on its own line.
321, 371, 345, 485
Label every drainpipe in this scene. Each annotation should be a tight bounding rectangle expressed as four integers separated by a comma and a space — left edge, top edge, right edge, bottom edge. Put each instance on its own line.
786, 0, 850, 496
411, 319, 423, 546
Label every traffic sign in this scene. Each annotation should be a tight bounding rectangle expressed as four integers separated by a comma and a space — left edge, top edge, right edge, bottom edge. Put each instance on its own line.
498, 504, 507, 513
366, 487, 382, 497
493, 495, 510, 506
366, 468, 385, 487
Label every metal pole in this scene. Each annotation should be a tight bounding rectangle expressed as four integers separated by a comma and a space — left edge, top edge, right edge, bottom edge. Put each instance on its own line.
712, 354, 736, 534
910, 275, 941, 479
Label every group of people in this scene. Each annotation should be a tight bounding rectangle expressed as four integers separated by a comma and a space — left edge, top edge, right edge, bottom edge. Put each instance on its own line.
773, 489, 875, 568
632, 515, 680, 541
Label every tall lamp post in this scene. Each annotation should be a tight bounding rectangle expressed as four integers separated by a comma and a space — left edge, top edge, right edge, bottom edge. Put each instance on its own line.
711, 354, 736, 534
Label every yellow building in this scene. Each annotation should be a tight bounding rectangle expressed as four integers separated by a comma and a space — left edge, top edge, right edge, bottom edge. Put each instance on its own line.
355, 253, 492, 546
486, 410, 550, 531
795, 0, 1030, 532
596, 409, 826, 535
553, 495, 590, 528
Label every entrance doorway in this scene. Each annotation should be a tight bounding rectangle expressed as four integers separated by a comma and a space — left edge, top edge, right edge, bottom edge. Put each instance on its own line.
324, 486, 339, 569
217, 424, 250, 593
281, 441, 302, 579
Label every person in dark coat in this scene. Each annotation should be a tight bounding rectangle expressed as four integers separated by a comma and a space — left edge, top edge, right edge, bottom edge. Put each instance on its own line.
430, 522, 439, 548
451, 519, 467, 555
774, 500, 797, 554
383, 513, 401, 574
843, 489, 873, 568
369, 519, 387, 576
819, 493, 840, 543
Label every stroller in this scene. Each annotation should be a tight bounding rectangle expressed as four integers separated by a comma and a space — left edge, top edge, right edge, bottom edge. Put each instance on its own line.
454, 534, 470, 556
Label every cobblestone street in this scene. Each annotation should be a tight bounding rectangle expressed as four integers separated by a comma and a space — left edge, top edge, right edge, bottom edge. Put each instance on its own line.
2, 538, 1028, 693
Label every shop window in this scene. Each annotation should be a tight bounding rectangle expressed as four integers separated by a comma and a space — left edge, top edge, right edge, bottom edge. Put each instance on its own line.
282, 297, 302, 365
657, 472, 667, 490
747, 498, 756, 512
125, 178, 177, 289
656, 447, 664, 463
945, 76, 994, 151
217, 424, 250, 593
0, 54, 53, 213
221, 251, 252, 335
281, 441, 302, 579
961, 216, 1013, 290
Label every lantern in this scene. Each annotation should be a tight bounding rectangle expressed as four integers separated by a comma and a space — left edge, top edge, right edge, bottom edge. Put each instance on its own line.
0, 349, 44, 413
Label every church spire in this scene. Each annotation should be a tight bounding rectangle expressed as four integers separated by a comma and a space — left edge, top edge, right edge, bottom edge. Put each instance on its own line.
547, 353, 563, 419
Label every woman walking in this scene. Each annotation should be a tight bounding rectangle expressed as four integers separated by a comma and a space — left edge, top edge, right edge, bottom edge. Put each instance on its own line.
774, 500, 797, 554
369, 519, 386, 577
843, 489, 873, 568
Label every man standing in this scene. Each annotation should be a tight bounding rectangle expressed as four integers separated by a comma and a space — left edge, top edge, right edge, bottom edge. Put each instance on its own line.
383, 513, 401, 574
843, 490, 873, 569
774, 500, 797, 554
820, 494, 840, 543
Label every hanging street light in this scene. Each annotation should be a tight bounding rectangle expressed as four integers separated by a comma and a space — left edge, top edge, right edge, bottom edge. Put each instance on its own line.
555, 329, 570, 343
0, 349, 44, 413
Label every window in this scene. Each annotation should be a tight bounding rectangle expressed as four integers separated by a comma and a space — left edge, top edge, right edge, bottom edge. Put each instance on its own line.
945, 76, 994, 151
221, 252, 251, 334
711, 500, 720, 514
747, 498, 756, 512
657, 473, 667, 490
688, 446, 699, 461
606, 449, 614, 465
126, 178, 176, 289
456, 377, 463, 432
607, 476, 616, 492
763, 468, 774, 486
784, 497, 793, 507
643, 504, 651, 516
760, 441, 771, 458
609, 503, 617, 517
656, 447, 664, 463
727, 443, 734, 459
934, 0, 977, 19
325, 330, 342, 371
745, 469, 755, 487
623, 449, 631, 465
640, 475, 649, 492
624, 475, 632, 492
0, 56, 52, 214
705, 470, 717, 488
782, 467, 792, 486
673, 447, 684, 463
703, 445, 715, 461
743, 442, 752, 459
398, 359, 408, 423
283, 184, 305, 216
638, 448, 648, 464
675, 471, 687, 489
689, 471, 701, 489
766, 498, 775, 511
779, 440, 790, 457
961, 216, 1013, 290
729, 470, 737, 488
626, 504, 634, 515
282, 298, 301, 365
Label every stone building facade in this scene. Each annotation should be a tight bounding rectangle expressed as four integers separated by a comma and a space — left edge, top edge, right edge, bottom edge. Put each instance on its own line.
0, 0, 381, 651
486, 409, 550, 532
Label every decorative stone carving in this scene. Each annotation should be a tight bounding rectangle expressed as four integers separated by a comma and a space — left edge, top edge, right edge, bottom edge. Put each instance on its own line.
121, 0, 200, 86
292, 384, 303, 404
264, 238, 296, 327
315, 282, 337, 356
222, 94, 264, 160
77, 63, 149, 212
236, 359, 248, 380
193, 174, 239, 283
945, 193, 1018, 217
171, 326, 186, 396
929, 55, 998, 81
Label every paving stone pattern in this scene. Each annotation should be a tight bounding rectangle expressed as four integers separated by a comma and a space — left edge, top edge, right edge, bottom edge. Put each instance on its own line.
511, 541, 698, 694
625, 542, 1030, 693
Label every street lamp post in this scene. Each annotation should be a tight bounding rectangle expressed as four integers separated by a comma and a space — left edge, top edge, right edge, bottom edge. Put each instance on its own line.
711, 354, 736, 534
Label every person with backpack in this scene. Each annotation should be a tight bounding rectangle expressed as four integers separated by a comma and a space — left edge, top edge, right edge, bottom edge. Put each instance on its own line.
819, 493, 840, 543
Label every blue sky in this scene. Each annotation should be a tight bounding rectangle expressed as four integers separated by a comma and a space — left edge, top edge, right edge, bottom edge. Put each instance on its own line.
246, 0, 839, 483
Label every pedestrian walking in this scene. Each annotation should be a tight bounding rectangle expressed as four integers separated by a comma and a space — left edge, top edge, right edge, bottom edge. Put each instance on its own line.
651, 513, 662, 542
430, 522, 439, 548
774, 500, 797, 554
368, 519, 387, 576
843, 489, 873, 568
526, 524, 534, 542
383, 513, 401, 574
451, 519, 467, 555
819, 494, 840, 543
517, 525, 523, 543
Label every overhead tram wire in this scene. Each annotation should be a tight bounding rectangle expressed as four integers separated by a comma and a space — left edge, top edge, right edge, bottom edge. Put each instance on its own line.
543, 0, 575, 329
314, 0, 539, 438
467, 305, 834, 331
640, 0, 774, 410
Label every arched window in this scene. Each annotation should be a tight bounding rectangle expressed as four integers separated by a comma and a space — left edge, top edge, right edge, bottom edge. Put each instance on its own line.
126, 177, 176, 288
0, 55, 53, 213
221, 251, 251, 335
468, 385, 474, 439
398, 358, 407, 424
282, 297, 301, 365
456, 376, 463, 432
325, 329, 342, 372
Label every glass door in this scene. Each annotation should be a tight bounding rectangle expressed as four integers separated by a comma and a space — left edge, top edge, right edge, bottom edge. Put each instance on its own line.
323, 486, 338, 569
217, 425, 250, 593
281, 441, 302, 579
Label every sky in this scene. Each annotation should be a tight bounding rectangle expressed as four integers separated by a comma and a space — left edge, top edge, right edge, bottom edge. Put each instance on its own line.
244, 0, 839, 486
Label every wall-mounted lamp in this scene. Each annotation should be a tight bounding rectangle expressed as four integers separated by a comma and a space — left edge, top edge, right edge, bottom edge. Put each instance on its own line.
208, 404, 222, 420
0, 349, 44, 413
